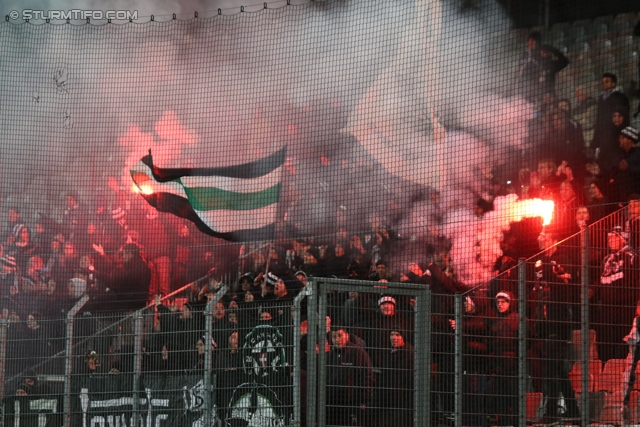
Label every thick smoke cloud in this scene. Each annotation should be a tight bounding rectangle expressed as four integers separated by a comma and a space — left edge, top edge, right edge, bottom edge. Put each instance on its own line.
0, 0, 539, 286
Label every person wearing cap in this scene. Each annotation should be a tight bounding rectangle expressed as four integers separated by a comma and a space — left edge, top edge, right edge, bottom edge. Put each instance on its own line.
352, 294, 412, 367
294, 270, 308, 286
592, 225, 638, 362
489, 291, 519, 426
613, 126, 640, 201
326, 325, 374, 427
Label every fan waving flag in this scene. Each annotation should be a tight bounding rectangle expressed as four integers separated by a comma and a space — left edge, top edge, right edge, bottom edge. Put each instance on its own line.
130, 147, 286, 241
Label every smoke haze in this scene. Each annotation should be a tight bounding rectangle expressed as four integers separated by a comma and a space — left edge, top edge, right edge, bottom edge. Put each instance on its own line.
0, 0, 541, 285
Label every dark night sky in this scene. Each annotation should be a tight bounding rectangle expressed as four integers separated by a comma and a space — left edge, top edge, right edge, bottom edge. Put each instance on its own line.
498, 0, 638, 28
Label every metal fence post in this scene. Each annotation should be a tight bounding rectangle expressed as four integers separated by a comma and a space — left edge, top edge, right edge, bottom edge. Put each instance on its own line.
454, 293, 463, 427
0, 318, 8, 402
518, 258, 527, 427
580, 227, 590, 426
414, 286, 431, 427
316, 282, 327, 427
63, 294, 89, 427
203, 285, 228, 427
131, 310, 145, 426
306, 279, 318, 427
293, 284, 309, 426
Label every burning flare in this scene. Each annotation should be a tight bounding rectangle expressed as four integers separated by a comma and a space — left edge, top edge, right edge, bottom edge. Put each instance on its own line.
442, 195, 555, 288
130, 172, 154, 195
517, 198, 554, 226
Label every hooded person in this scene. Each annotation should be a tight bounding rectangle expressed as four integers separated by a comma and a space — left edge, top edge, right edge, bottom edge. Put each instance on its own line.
613, 126, 640, 201
103, 243, 151, 312
154, 298, 199, 371
301, 246, 324, 277
371, 324, 415, 427
324, 242, 351, 278
213, 329, 243, 419
267, 246, 288, 277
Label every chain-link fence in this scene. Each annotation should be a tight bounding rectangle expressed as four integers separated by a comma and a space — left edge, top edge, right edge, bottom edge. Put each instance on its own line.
1, 202, 640, 427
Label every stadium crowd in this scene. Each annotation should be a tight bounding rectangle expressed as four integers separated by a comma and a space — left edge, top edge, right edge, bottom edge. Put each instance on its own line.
1, 18, 640, 427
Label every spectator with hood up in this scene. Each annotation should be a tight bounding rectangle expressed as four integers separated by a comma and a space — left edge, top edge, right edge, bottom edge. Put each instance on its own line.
102, 243, 151, 312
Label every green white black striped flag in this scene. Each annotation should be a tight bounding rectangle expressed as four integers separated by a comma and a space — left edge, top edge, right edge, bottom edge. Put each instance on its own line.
130, 147, 286, 241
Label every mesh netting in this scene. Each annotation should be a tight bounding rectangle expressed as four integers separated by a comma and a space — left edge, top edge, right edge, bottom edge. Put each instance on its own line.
0, 0, 639, 426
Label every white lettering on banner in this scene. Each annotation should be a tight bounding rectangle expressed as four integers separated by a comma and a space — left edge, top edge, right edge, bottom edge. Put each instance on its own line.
90, 414, 169, 426
81, 387, 171, 427
13, 398, 59, 427
155, 414, 169, 427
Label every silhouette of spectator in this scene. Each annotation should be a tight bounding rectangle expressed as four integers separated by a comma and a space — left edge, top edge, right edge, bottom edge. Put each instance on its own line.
592, 226, 638, 362
627, 195, 640, 251
326, 325, 374, 427
371, 325, 414, 427
516, 31, 569, 103
612, 127, 640, 201
634, 20, 640, 118
489, 291, 519, 426
590, 73, 630, 174
573, 86, 597, 144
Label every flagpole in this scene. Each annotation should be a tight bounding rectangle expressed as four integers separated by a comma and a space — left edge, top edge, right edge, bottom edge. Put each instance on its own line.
263, 243, 273, 298
418, 0, 446, 190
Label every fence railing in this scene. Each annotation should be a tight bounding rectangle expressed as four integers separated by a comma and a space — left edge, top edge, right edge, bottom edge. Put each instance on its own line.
1, 205, 640, 426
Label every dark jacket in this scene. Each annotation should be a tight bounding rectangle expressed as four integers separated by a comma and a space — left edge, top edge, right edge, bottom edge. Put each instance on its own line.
108, 253, 151, 311
490, 292, 519, 374
374, 342, 414, 408
326, 341, 374, 406
591, 89, 630, 171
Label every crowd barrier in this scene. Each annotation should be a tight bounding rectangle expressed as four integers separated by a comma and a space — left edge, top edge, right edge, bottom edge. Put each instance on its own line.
1, 205, 639, 427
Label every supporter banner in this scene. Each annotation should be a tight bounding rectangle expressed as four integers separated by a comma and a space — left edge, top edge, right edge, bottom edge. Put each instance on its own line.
224, 381, 292, 427
69, 367, 294, 426
71, 374, 207, 427
4, 395, 63, 427
242, 324, 288, 377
